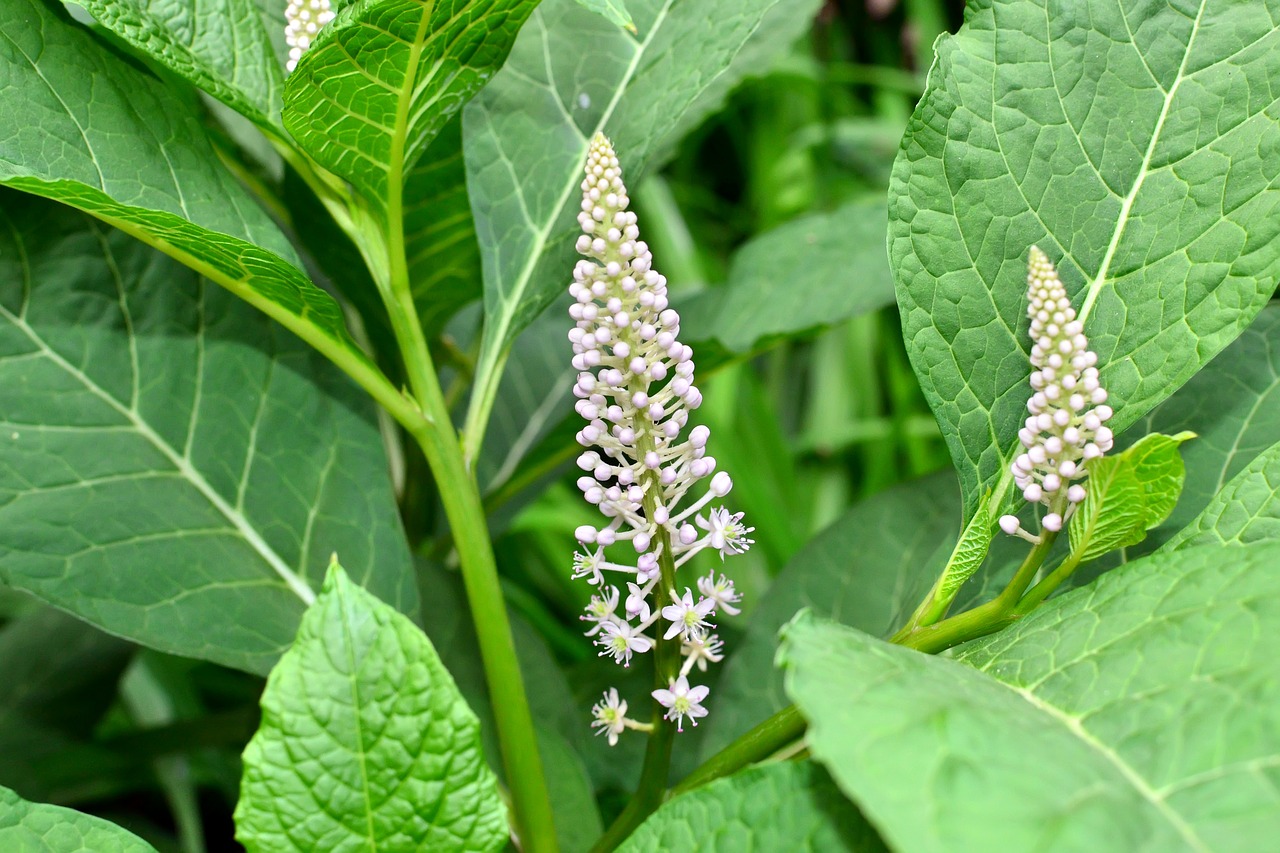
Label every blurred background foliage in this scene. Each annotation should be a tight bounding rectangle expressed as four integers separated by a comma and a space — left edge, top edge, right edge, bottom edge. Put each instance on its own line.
4, 1, 965, 850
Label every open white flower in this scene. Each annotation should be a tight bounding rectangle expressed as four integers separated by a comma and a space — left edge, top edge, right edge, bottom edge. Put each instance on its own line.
652, 676, 710, 732
590, 689, 629, 746
661, 588, 716, 642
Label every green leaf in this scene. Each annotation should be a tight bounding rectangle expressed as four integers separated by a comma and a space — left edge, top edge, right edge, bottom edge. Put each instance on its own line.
679, 198, 897, 354
619, 761, 887, 853
0, 194, 415, 674
573, 0, 634, 32
0, 785, 158, 853
1068, 432, 1194, 562
783, 540, 1280, 852
934, 496, 995, 604
1163, 439, 1280, 551
67, 0, 287, 128
236, 562, 507, 853
464, 0, 823, 446
284, 0, 539, 222
0, 0, 374, 374
890, 0, 1280, 520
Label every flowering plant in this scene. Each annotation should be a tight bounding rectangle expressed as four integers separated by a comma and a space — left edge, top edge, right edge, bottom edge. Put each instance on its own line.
1, 1, 1278, 851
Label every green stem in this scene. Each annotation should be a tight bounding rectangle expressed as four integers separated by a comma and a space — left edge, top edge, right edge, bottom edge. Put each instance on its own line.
670, 705, 806, 797
1015, 546, 1086, 614
375, 145, 556, 847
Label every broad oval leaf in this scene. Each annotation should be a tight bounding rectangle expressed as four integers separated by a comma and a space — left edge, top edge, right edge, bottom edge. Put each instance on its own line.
890, 0, 1280, 520
236, 562, 507, 853
619, 761, 887, 853
67, 0, 287, 128
0, 0, 372, 373
463, 0, 823, 448
782, 541, 1280, 853
0, 785, 157, 853
284, 0, 540, 222
0, 194, 415, 674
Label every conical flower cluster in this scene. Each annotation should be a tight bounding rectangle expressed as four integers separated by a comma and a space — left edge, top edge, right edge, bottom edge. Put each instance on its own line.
1000, 247, 1113, 540
570, 134, 752, 741
285, 0, 335, 72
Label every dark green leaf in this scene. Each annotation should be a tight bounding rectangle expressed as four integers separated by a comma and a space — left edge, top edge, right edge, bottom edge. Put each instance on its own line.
284, 0, 539, 221
0, 0, 372, 371
782, 541, 1280, 852
619, 761, 886, 853
700, 471, 980, 758
0, 195, 415, 674
681, 198, 896, 354
1133, 304, 1280, 551
1163, 439, 1280, 550
1068, 432, 1193, 562
890, 0, 1280, 519
236, 562, 506, 853
0, 785, 158, 852
67, 0, 287, 128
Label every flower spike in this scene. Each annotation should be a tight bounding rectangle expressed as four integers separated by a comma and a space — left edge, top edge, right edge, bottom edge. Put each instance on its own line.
1000, 247, 1113, 541
568, 134, 751, 742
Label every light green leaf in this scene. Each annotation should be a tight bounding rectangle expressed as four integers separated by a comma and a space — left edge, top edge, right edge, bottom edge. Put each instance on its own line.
782, 542, 1280, 853
573, 0, 634, 32
464, 0, 823, 450
0, 0, 373, 373
1068, 432, 1193, 562
67, 0, 286, 128
890, 0, 1280, 520
680, 198, 897, 354
0, 194, 415, 674
0, 785, 158, 853
1163, 439, 1280, 550
934, 496, 995, 603
284, 0, 539, 222
236, 562, 507, 853
619, 761, 887, 853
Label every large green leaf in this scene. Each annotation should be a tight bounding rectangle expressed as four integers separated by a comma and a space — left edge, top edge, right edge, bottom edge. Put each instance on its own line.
0, 194, 415, 674
1163, 439, 1280, 550
890, 0, 1280, 520
464, 0, 822, 448
284, 0, 539, 223
0, 0, 372, 373
67, 0, 287, 128
679, 198, 896, 354
619, 761, 886, 853
0, 785, 158, 853
236, 562, 506, 853
781, 541, 1280, 853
